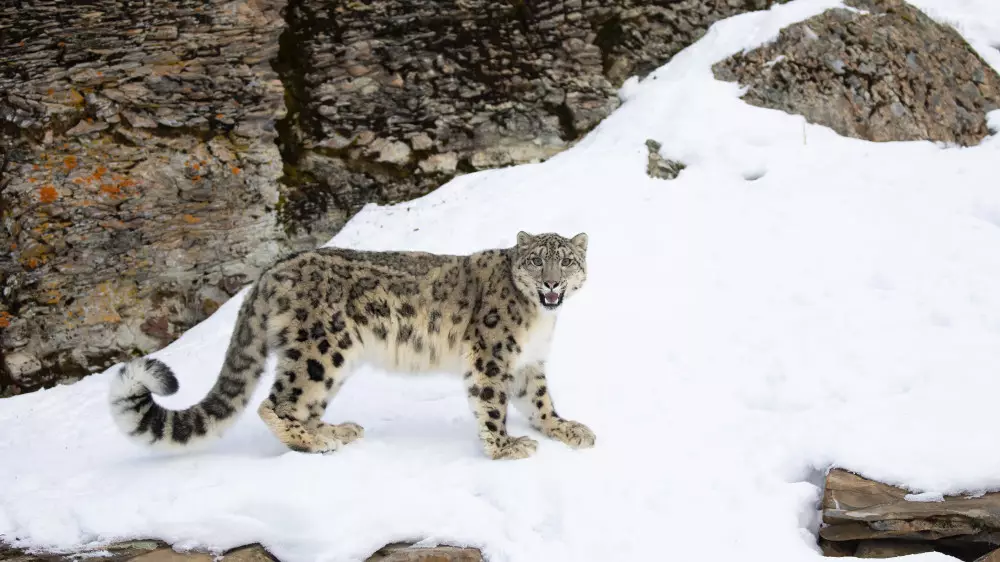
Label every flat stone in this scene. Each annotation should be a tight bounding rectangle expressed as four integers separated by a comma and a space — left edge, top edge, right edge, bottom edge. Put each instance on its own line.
822, 468, 1000, 543
373, 139, 412, 165
5, 352, 42, 379
106, 540, 164, 553
65, 118, 109, 136
129, 548, 214, 562
366, 543, 483, 562
221, 545, 274, 562
819, 539, 858, 557
854, 540, 936, 558
418, 152, 459, 174
410, 133, 434, 151
0, 540, 166, 562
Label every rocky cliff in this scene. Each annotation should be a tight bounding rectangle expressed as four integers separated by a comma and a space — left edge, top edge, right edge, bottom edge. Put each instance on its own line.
1, 0, 789, 394
1, 0, 288, 394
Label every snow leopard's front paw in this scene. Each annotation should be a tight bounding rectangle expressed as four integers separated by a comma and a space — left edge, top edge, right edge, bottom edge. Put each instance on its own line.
485, 435, 538, 460
545, 418, 596, 449
311, 421, 365, 454
327, 421, 365, 444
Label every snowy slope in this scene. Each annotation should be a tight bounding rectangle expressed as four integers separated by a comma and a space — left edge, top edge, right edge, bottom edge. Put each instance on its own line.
3, 0, 1000, 560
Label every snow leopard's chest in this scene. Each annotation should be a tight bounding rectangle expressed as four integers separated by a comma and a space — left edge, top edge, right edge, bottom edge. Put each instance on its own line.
513, 311, 557, 369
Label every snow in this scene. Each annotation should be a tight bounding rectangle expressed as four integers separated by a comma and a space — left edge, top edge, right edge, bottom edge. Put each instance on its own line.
3, 0, 1000, 560
904, 492, 946, 503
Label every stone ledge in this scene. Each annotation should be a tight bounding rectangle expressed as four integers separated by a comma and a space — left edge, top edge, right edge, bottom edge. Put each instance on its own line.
820, 468, 1000, 560
0, 541, 481, 562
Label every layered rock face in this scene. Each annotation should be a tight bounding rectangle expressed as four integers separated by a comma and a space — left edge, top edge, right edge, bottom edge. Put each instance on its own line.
1, 0, 790, 395
712, 0, 1000, 146
275, 0, 793, 246
1, 0, 287, 394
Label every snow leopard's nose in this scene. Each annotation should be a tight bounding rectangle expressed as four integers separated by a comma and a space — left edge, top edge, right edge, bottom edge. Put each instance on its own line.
543, 281, 559, 290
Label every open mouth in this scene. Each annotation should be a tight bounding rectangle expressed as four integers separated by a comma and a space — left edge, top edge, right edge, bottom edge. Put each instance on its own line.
538, 290, 564, 309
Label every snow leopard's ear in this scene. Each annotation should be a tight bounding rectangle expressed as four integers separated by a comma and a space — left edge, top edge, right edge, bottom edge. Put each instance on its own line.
517, 231, 534, 246
570, 232, 588, 253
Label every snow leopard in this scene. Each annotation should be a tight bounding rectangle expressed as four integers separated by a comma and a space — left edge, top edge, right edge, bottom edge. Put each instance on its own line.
109, 231, 595, 460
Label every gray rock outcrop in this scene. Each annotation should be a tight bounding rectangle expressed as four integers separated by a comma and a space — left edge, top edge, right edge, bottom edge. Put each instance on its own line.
645, 139, 685, 180
712, 0, 1000, 146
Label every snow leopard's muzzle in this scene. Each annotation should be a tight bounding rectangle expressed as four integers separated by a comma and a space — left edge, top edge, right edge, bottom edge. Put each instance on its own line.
538, 281, 565, 310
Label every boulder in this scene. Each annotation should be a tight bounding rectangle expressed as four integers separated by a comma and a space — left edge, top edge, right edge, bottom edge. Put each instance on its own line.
712, 0, 1000, 146
645, 139, 686, 180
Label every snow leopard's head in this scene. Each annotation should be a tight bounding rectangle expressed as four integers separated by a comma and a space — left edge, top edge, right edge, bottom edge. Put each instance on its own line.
512, 231, 588, 311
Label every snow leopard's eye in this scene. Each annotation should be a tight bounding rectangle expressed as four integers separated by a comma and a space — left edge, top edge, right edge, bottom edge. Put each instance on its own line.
531, 256, 543, 266
561, 258, 573, 267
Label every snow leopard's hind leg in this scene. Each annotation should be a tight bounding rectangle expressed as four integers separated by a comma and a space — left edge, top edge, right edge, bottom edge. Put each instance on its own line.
258, 310, 364, 454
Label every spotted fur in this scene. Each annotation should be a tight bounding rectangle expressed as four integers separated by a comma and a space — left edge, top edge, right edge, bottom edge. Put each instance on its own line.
108, 231, 594, 459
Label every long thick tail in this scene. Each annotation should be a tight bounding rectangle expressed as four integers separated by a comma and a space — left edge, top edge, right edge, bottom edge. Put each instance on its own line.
108, 284, 268, 450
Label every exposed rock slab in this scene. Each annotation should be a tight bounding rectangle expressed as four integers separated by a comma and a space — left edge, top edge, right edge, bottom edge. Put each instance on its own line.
712, 0, 1000, 146
821, 468, 1000, 559
853, 540, 936, 558
366, 542, 483, 562
0, 540, 167, 561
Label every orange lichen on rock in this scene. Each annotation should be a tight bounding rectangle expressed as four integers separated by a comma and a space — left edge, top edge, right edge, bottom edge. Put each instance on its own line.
100, 183, 122, 197
182, 214, 201, 224
0, 311, 13, 328
39, 185, 58, 203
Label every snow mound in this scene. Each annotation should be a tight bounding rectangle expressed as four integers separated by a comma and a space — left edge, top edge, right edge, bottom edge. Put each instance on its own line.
3, 1, 1000, 561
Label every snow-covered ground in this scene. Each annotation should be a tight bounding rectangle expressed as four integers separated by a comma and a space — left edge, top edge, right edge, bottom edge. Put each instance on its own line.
3, 0, 1000, 560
